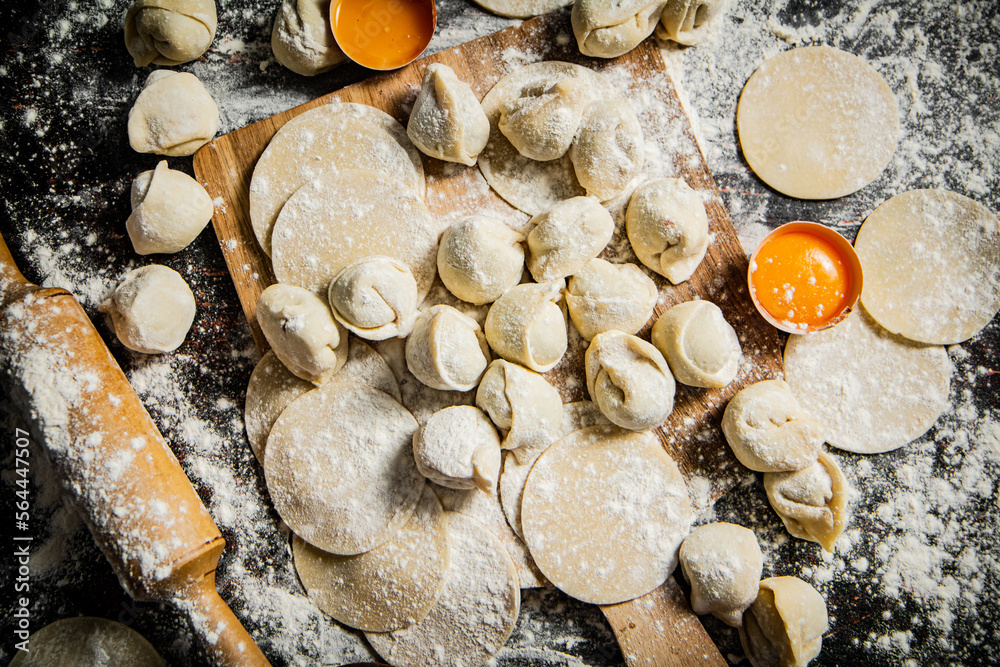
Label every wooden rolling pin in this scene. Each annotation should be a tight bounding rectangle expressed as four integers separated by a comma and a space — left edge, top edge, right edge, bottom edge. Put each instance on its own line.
0, 232, 270, 667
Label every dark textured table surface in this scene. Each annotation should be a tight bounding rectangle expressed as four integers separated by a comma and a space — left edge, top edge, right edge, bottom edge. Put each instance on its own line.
1, 0, 999, 665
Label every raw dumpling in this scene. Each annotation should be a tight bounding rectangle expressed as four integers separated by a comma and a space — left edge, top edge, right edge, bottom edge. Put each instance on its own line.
525, 196, 615, 282
100, 265, 195, 354
657, 0, 728, 45
498, 75, 592, 161
8, 617, 165, 667
585, 330, 675, 431
413, 405, 502, 492
571, 0, 665, 58
475, 359, 563, 463
127, 161, 214, 255
437, 215, 525, 305
679, 522, 763, 627
257, 283, 348, 386
626, 177, 709, 284
721, 380, 824, 473
128, 71, 219, 157
566, 259, 658, 341
405, 305, 491, 391
652, 300, 741, 388
124, 0, 217, 67
327, 256, 419, 340
763, 451, 848, 552
570, 99, 644, 202
740, 577, 828, 667
484, 281, 568, 373
271, 0, 346, 76
407, 64, 490, 166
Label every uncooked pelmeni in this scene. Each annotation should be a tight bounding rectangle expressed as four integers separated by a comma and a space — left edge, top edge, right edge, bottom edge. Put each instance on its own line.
405, 305, 491, 392
271, 0, 346, 76
737, 45, 899, 200
679, 522, 763, 627
124, 0, 217, 67
413, 405, 502, 492
626, 177, 709, 284
585, 330, 675, 431
126, 161, 213, 255
484, 281, 568, 373
657, 0, 728, 45
740, 577, 828, 667
100, 265, 196, 355
652, 300, 741, 388
128, 71, 219, 157
525, 196, 615, 282
571, 0, 665, 58
468, 0, 571, 18
854, 189, 1000, 345
721, 379, 824, 473
570, 99, 645, 202
407, 64, 490, 166
498, 74, 592, 161
521, 425, 693, 605
783, 308, 952, 454
565, 259, 658, 341
327, 256, 419, 340
256, 283, 348, 386
763, 450, 848, 552
437, 215, 525, 305
8, 617, 165, 667
292, 486, 449, 632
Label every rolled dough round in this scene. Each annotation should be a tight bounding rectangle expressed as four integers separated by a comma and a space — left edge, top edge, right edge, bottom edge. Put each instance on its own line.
9, 617, 164, 666
468, 0, 571, 18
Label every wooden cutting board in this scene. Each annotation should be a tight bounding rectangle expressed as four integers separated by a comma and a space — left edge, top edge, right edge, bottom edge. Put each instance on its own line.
194, 9, 782, 666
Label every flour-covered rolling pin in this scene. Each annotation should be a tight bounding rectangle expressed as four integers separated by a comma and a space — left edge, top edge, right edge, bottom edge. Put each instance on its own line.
0, 232, 270, 667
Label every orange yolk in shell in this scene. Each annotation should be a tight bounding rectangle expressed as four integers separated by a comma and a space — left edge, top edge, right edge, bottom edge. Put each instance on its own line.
332, 0, 435, 70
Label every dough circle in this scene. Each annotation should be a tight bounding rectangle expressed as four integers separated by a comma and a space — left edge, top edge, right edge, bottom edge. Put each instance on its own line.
783, 308, 952, 454
9, 617, 165, 666
468, 0, 571, 18
736, 45, 899, 199
521, 425, 693, 605
854, 189, 1000, 344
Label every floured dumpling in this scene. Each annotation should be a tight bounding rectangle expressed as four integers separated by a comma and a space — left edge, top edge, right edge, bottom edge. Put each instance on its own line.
437, 215, 525, 305
626, 177, 709, 284
498, 75, 592, 161
763, 451, 848, 552
525, 196, 615, 282
405, 305, 491, 392
127, 161, 213, 255
585, 330, 675, 431
128, 71, 219, 157
721, 380, 824, 473
476, 359, 563, 464
413, 406, 502, 492
571, 0, 664, 58
328, 256, 419, 340
679, 522, 763, 627
566, 258, 658, 341
740, 577, 828, 667
407, 64, 490, 166
100, 265, 196, 355
124, 0, 217, 67
657, 0, 728, 45
652, 300, 741, 388
271, 0, 346, 76
484, 281, 568, 373
570, 99, 644, 202
257, 283, 348, 386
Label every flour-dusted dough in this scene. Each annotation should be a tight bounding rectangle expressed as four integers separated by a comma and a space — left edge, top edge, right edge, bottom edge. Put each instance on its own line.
626, 177, 709, 284
679, 522, 763, 627
570, 99, 644, 202
270, 170, 438, 299
124, 0, 217, 67
250, 103, 424, 255
565, 259, 658, 341
652, 300, 741, 388
721, 380, 824, 473
100, 265, 196, 354
413, 406, 502, 492
468, 0, 571, 18
764, 451, 848, 552
476, 359, 563, 464
127, 161, 213, 255
484, 281, 568, 373
437, 215, 525, 305
128, 71, 219, 157
407, 64, 490, 166
783, 308, 952, 454
292, 486, 449, 632
525, 196, 615, 282
522, 425, 693, 604
9, 617, 165, 667
366, 512, 521, 667
737, 45, 899, 200
854, 189, 1000, 345
271, 0, 346, 76
499, 74, 593, 162
585, 330, 675, 431
657, 0, 728, 45
264, 383, 424, 555
328, 256, 419, 340
571, 0, 665, 58
740, 577, 828, 667
405, 305, 491, 392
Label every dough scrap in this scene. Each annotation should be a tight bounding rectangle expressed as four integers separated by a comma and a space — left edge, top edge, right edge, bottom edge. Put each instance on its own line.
764, 450, 848, 552
100, 265, 196, 355
405, 305, 491, 392
736, 45, 899, 200
128, 71, 219, 157
124, 0, 217, 67
740, 577, 828, 667
854, 188, 1000, 345
569, 98, 645, 202
9, 617, 165, 667
328, 256, 419, 340
525, 196, 615, 282
437, 215, 526, 305
499, 75, 593, 162
127, 161, 214, 255
565, 259, 658, 341
652, 300, 741, 388
468, 0, 571, 18
626, 177, 709, 284
679, 522, 763, 627
407, 63, 489, 166
413, 405, 502, 492
657, 0, 728, 45
476, 359, 563, 464
571, 0, 665, 58
484, 281, 568, 373
585, 330, 675, 431
271, 0, 346, 76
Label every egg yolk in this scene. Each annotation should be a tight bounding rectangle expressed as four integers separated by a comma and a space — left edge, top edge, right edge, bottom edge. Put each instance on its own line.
750, 230, 853, 328
332, 0, 435, 70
